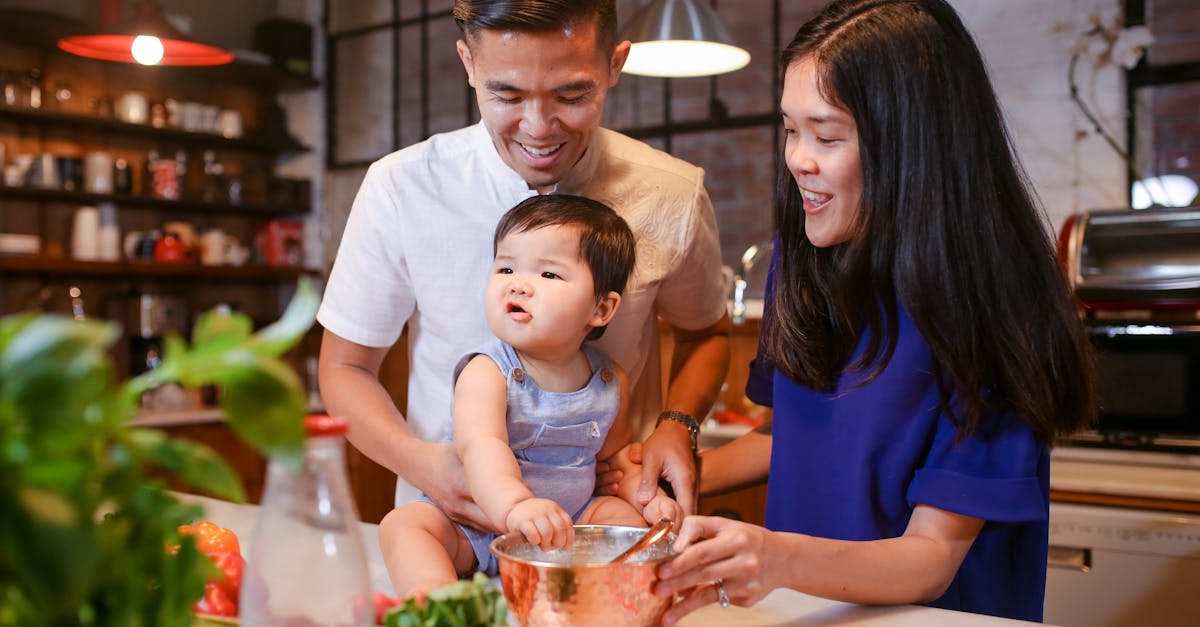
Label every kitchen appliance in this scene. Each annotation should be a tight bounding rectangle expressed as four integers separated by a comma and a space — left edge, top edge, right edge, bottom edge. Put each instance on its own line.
107, 293, 188, 376
1059, 206, 1200, 453
1045, 501, 1200, 627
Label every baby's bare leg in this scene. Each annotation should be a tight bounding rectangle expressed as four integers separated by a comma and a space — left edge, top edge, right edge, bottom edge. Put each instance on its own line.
577, 495, 647, 527
378, 501, 477, 599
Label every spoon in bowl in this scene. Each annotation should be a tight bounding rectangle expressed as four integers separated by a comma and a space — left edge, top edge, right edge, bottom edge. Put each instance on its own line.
609, 518, 673, 564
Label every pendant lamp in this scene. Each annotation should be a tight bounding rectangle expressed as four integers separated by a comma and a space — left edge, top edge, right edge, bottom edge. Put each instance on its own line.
620, 0, 750, 78
57, 0, 233, 66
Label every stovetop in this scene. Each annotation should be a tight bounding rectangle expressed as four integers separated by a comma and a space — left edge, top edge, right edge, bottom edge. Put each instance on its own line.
1051, 445, 1200, 502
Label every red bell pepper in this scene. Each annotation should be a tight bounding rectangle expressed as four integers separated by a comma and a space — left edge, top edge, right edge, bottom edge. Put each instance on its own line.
206, 550, 244, 601
195, 582, 237, 617
178, 521, 241, 555
178, 521, 245, 616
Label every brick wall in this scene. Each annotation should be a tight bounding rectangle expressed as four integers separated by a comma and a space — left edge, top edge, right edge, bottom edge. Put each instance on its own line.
322, 0, 1159, 271
605, 0, 1143, 269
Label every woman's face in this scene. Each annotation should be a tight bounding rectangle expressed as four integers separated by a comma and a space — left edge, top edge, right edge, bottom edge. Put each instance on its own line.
781, 56, 862, 248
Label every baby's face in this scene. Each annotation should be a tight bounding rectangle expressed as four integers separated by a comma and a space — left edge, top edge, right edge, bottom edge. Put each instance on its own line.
487, 225, 602, 355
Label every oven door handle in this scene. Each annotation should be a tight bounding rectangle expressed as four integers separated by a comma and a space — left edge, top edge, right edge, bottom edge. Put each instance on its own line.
1088, 324, 1200, 337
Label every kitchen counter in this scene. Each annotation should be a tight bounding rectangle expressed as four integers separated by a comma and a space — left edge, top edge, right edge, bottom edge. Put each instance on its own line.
181, 493, 1049, 626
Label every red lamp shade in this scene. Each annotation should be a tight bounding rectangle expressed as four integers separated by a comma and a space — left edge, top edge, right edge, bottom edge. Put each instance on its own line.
57, 1, 232, 66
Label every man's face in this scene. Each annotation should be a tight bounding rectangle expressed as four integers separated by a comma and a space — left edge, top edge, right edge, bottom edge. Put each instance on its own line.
457, 20, 630, 193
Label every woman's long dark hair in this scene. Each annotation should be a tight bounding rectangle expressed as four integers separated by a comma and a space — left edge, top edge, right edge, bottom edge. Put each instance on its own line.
764, 0, 1095, 445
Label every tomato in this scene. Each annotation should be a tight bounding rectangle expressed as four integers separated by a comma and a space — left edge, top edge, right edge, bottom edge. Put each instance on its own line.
194, 582, 237, 617
179, 521, 241, 555
372, 591, 403, 624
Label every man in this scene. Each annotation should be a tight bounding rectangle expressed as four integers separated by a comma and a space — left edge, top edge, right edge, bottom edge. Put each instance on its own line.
318, 0, 730, 531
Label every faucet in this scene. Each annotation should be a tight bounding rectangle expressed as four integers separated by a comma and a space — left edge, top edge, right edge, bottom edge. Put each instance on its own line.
731, 243, 766, 325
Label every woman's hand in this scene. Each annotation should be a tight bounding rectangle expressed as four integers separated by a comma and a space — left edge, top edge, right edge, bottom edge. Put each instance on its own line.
506, 498, 574, 551
654, 516, 784, 626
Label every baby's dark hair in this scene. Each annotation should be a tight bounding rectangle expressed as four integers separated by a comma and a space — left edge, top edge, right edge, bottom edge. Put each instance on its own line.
494, 194, 636, 340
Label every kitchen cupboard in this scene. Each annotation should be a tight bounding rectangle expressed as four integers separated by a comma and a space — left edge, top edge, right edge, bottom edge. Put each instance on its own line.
0, 30, 319, 380
0, 20, 324, 510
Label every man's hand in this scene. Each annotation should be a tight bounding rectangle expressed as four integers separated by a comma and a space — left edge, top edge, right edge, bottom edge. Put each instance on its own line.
413, 440, 494, 531
635, 422, 697, 514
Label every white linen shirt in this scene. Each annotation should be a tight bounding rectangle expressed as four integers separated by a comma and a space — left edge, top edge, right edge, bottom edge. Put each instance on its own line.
318, 121, 726, 505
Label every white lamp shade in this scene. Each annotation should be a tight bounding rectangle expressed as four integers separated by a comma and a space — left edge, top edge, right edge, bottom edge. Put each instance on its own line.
620, 0, 750, 78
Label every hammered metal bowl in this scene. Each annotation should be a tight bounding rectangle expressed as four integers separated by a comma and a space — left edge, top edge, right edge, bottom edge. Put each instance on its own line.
490, 524, 676, 626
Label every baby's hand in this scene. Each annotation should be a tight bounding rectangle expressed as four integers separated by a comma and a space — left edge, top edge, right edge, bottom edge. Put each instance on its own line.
643, 493, 684, 530
506, 498, 574, 550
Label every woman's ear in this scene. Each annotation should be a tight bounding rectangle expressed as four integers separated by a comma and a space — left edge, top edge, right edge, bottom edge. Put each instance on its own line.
589, 291, 622, 329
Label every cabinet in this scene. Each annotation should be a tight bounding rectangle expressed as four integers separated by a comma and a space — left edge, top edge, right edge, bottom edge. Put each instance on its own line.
0, 32, 319, 353
1, 26, 324, 504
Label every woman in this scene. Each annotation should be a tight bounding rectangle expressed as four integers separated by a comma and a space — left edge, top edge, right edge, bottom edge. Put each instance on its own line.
654, 0, 1095, 623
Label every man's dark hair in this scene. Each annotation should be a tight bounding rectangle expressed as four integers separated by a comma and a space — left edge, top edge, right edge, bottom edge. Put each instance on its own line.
494, 194, 635, 341
453, 0, 619, 54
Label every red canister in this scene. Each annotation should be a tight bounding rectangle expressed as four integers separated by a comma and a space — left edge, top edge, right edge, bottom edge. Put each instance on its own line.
154, 232, 187, 263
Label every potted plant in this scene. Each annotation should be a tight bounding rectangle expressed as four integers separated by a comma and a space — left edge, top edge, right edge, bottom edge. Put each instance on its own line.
0, 279, 318, 626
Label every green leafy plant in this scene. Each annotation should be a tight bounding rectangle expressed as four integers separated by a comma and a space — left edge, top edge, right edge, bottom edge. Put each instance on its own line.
0, 278, 318, 626
383, 573, 507, 627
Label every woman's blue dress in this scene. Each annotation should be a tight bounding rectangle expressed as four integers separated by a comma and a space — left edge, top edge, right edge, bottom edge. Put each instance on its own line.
746, 259, 1050, 622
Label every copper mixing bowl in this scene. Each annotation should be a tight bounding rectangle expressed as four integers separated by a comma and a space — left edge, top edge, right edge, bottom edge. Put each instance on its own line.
490, 524, 676, 626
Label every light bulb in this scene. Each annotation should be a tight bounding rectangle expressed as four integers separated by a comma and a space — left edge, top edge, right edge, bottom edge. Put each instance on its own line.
131, 35, 164, 65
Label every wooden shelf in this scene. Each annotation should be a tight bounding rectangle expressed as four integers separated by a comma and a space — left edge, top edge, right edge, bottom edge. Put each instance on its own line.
0, 255, 322, 281
0, 185, 304, 217
0, 106, 309, 154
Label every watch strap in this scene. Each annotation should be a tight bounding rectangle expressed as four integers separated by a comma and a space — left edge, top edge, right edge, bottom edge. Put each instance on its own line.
656, 409, 699, 453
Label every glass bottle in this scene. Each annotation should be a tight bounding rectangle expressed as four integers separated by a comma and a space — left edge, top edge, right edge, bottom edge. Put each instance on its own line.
239, 415, 373, 627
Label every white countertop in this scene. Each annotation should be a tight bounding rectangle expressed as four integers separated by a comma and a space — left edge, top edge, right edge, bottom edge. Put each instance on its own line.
181, 493, 1047, 626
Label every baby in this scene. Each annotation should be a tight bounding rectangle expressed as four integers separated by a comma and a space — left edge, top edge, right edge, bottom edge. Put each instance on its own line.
379, 193, 682, 598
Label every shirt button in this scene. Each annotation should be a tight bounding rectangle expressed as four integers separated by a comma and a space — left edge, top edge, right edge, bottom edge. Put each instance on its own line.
512, 368, 525, 382
600, 368, 613, 383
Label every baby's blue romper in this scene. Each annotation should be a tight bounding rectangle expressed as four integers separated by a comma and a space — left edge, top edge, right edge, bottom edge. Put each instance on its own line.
451, 337, 619, 573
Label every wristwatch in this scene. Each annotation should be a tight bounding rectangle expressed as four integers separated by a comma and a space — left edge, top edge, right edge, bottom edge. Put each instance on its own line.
656, 409, 700, 453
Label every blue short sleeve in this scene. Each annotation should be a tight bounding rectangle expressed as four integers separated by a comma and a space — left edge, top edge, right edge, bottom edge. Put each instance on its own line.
907, 409, 1047, 523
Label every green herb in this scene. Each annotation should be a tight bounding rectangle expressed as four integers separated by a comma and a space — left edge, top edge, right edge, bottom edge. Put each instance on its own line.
0, 278, 318, 626
383, 573, 508, 627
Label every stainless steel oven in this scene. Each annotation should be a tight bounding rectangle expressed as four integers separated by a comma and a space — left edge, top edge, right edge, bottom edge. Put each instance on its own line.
1060, 206, 1200, 452
1076, 315, 1200, 450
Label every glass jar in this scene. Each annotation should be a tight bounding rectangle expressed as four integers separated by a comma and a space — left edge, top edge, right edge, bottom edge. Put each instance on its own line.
239, 415, 373, 627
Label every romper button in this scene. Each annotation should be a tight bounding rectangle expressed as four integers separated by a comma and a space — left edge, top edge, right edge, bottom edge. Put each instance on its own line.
600, 368, 613, 383
512, 367, 525, 382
